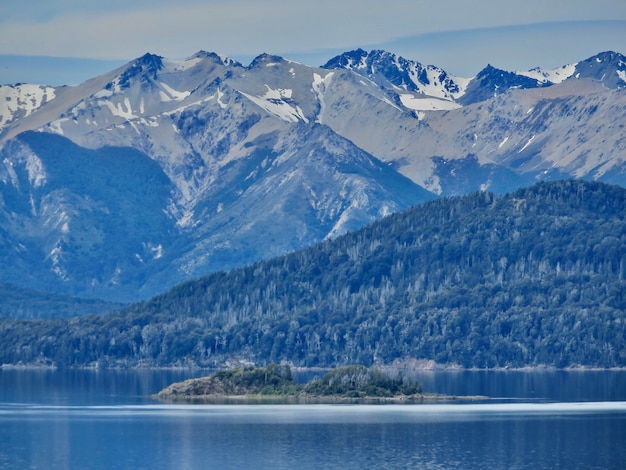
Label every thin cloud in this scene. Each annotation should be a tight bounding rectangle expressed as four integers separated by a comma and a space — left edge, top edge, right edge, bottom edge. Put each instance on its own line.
1, 0, 626, 84
2, 0, 626, 59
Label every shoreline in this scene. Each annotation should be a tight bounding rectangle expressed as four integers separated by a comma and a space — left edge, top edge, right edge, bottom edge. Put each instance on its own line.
3, 363, 626, 372
153, 392, 490, 404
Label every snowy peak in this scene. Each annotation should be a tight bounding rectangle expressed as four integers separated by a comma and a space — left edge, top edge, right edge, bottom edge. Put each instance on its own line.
38, 50, 243, 145
109, 53, 164, 91
188, 50, 241, 68
517, 63, 577, 85
573, 51, 626, 87
518, 51, 626, 88
322, 48, 369, 70
458, 64, 547, 105
322, 49, 626, 110
248, 53, 289, 69
322, 49, 468, 102
322, 48, 562, 109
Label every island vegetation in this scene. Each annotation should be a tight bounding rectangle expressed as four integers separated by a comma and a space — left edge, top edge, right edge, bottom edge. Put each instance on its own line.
156, 364, 483, 403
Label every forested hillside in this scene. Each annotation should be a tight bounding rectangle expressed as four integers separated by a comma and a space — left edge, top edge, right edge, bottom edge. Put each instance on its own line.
1, 180, 624, 368
0, 283, 123, 319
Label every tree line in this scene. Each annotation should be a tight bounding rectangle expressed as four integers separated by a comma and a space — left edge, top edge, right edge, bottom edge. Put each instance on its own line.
0, 180, 624, 369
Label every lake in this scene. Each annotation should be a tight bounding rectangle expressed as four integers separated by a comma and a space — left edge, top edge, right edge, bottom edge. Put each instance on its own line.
1, 369, 625, 469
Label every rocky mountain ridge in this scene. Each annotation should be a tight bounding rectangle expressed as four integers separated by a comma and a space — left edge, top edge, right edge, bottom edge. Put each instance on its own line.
0, 49, 624, 303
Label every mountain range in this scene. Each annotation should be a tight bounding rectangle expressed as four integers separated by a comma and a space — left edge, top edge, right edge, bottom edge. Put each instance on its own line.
0, 49, 625, 303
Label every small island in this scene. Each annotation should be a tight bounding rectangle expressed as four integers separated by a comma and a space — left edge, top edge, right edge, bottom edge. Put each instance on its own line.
156, 364, 483, 403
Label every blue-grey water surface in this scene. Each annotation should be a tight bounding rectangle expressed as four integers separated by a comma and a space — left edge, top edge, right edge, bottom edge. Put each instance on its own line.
1, 369, 625, 469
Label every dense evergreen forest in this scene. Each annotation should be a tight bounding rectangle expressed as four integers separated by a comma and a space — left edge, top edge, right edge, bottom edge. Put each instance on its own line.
0, 283, 123, 319
1, 180, 624, 369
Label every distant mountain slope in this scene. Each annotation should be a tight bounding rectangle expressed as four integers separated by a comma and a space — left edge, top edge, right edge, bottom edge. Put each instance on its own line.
1, 125, 432, 301
0, 48, 625, 302
314, 49, 626, 194
518, 50, 626, 88
0, 131, 178, 300
1, 180, 623, 368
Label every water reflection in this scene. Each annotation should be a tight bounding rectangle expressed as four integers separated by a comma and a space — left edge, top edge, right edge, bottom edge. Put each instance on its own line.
1, 370, 626, 469
3, 401, 626, 420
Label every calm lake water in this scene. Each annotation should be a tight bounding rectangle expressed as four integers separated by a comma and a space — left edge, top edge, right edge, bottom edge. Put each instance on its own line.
1, 369, 625, 469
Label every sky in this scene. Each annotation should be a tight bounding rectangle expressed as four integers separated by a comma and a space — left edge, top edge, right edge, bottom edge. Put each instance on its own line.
1, 0, 626, 85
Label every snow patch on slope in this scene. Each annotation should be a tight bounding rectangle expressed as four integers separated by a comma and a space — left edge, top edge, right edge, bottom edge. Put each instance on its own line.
46, 118, 69, 136
519, 135, 536, 153
518, 63, 577, 84
0, 84, 56, 131
216, 89, 228, 109
22, 150, 47, 188
312, 72, 334, 124
163, 57, 203, 73
93, 89, 113, 99
377, 96, 403, 112
158, 82, 191, 102
240, 85, 309, 123
2, 158, 19, 188
102, 97, 138, 120
164, 97, 216, 116
399, 95, 461, 111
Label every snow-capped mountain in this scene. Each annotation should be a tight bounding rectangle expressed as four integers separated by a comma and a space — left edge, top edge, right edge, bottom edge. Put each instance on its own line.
0, 49, 624, 301
316, 49, 626, 194
323, 49, 626, 109
0, 51, 433, 301
518, 50, 626, 88
456, 64, 549, 105
322, 49, 469, 109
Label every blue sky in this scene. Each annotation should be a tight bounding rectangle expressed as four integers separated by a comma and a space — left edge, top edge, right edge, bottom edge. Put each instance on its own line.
1, 0, 625, 85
